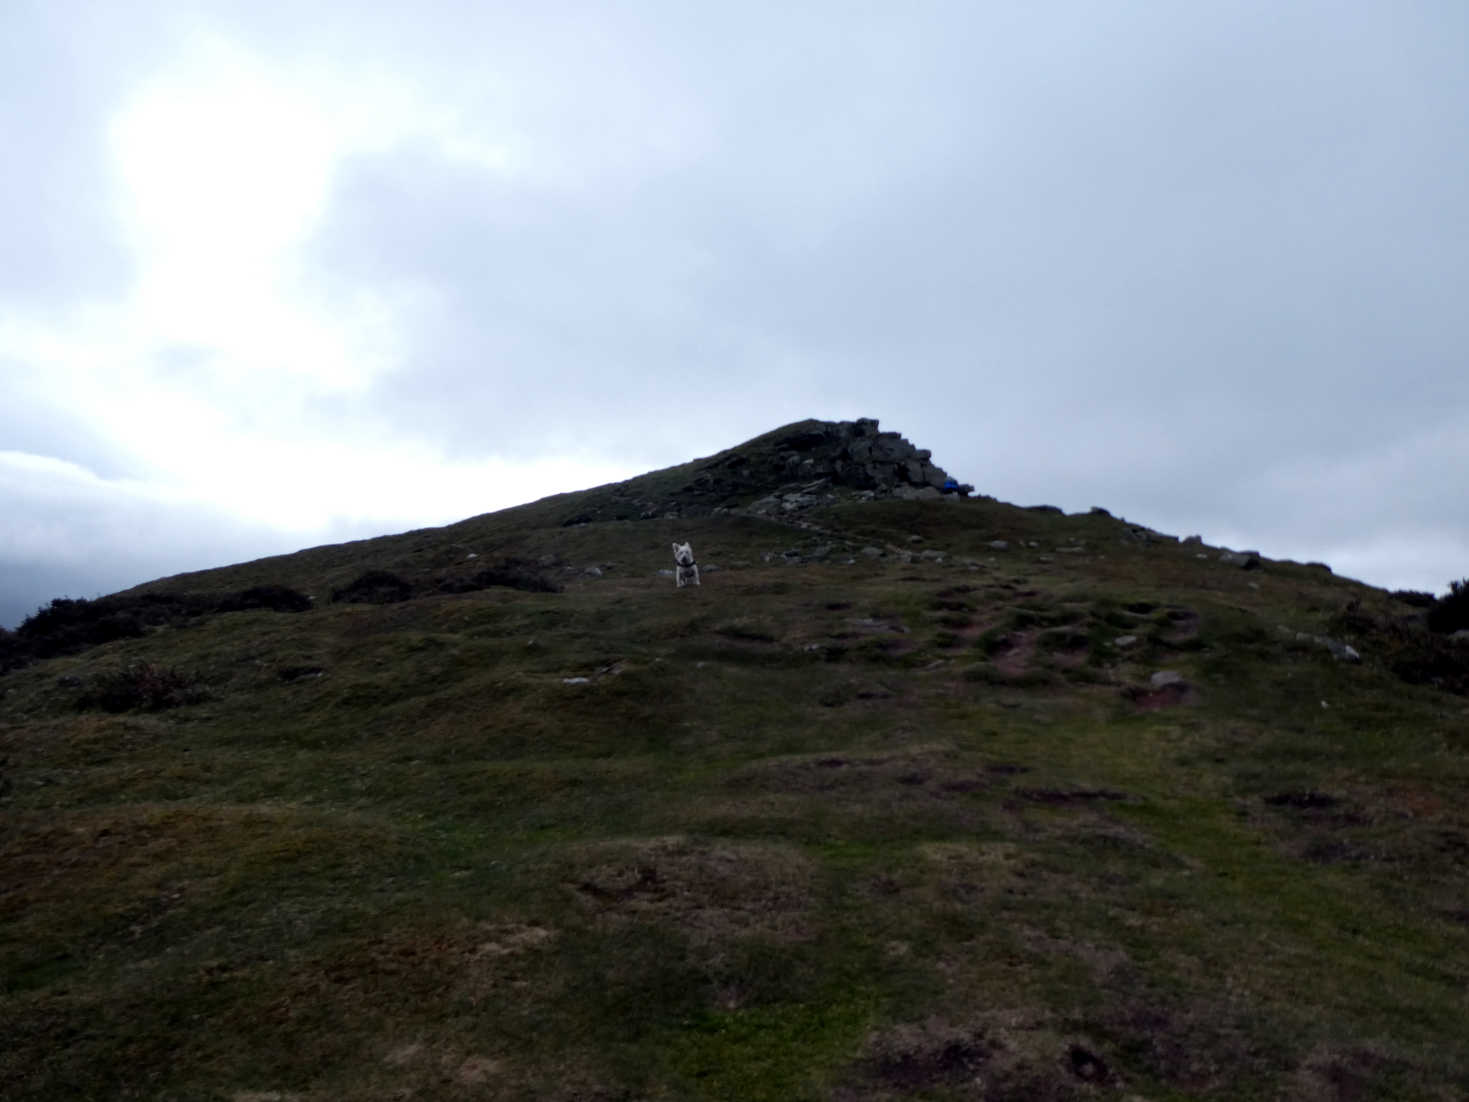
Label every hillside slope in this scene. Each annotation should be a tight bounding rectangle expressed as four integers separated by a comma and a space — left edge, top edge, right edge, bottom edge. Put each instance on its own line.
3, 421, 1468, 1100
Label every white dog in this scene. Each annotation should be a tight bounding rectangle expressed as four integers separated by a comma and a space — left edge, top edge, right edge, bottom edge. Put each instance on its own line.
672, 541, 700, 588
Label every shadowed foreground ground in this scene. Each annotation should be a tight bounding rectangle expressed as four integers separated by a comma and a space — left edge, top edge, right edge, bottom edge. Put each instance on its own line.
3, 486, 1468, 1100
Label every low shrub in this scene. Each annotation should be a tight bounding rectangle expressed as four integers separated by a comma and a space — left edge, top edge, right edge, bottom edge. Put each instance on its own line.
3, 586, 317, 673
77, 662, 205, 712
0, 627, 24, 675
434, 560, 561, 595
1329, 601, 1469, 695
215, 585, 313, 613
331, 571, 414, 604
17, 598, 147, 658
1392, 590, 1437, 609
1426, 579, 1469, 635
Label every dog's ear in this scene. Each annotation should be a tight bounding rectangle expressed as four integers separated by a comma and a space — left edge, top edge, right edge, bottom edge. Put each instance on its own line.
672, 542, 679, 552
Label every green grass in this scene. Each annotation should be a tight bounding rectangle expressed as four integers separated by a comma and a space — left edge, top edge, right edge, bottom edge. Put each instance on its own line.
3, 487, 1468, 1099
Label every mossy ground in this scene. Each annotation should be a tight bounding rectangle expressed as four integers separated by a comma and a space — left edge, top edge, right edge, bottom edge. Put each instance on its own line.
3, 497, 1468, 1099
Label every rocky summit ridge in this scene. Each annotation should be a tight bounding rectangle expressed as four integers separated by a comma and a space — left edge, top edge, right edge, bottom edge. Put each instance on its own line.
557, 417, 975, 525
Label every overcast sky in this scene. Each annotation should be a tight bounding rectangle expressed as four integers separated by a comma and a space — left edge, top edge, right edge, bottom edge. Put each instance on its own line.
4, 1, 1467, 628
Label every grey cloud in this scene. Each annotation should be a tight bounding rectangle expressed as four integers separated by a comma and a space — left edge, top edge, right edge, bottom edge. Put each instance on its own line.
306, 5, 1469, 457
0, 458, 377, 631
0, 2, 171, 313
4, 1, 1466, 604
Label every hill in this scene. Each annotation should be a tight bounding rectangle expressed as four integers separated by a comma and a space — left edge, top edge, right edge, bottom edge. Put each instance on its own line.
3, 419, 1468, 1100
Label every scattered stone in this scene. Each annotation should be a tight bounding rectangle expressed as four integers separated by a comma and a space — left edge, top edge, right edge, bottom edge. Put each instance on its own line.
278, 666, 325, 683
893, 484, 943, 501
1451, 630, 1469, 644
850, 617, 910, 634
465, 551, 479, 559
1182, 534, 1203, 545
1122, 524, 1168, 544
1280, 627, 1362, 662
988, 540, 1010, 551
562, 677, 591, 686
1056, 546, 1085, 554
1150, 670, 1187, 690
657, 569, 674, 577
918, 550, 946, 562
1089, 506, 1112, 517
583, 566, 603, 577
1114, 635, 1139, 649
907, 535, 924, 543
861, 546, 884, 558
1219, 549, 1262, 569
780, 493, 824, 511
645, 418, 972, 521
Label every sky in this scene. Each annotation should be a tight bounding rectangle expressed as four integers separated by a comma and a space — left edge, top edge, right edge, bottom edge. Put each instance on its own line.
4, 0, 1467, 629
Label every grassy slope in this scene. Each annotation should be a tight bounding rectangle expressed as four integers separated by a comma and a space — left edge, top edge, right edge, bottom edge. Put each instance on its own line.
3, 494, 1468, 1100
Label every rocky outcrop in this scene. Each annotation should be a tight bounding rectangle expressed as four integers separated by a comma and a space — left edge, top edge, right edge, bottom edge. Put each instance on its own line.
569, 418, 975, 523
701, 418, 971, 501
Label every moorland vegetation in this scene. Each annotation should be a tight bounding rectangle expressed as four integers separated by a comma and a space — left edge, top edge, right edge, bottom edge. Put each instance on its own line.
3, 420, 1468, 1100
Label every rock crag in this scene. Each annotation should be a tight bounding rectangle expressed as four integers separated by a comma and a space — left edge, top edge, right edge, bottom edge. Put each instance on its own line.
563, 418, 975, 524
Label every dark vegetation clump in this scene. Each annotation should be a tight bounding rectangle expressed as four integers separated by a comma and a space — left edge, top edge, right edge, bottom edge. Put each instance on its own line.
331, 570, 415, 604
16, 596, 148, 657
1426, 579, 1469, 635
1330, 599, 1469, 696
76, 661, 204, 712
332, 561, 562, 604
214, 585, 314, 613
2, 586, 314, 674
433, 559, 561, 595
0, 626, 23, 676
1392, 589, 1438, 609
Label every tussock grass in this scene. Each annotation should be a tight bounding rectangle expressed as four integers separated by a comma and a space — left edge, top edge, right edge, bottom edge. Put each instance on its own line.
3, 492, 1468, 1099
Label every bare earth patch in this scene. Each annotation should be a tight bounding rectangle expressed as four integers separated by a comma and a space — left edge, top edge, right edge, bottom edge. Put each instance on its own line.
562, 836, 816, 943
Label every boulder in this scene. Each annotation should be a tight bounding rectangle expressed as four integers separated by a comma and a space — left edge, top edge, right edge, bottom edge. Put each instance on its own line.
1219, 550, 1262, 569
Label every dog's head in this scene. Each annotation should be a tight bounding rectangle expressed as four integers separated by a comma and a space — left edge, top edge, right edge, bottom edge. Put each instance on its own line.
672, 541, 694, 566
